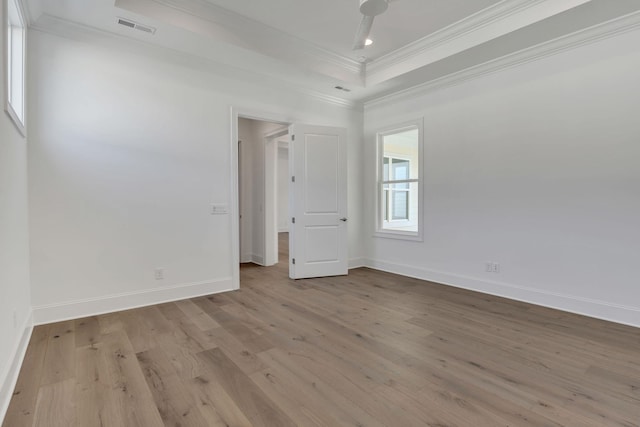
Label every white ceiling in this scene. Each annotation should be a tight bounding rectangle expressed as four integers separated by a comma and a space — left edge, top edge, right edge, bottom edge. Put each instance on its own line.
199, 0, 503, 61
24, 0, 640, 106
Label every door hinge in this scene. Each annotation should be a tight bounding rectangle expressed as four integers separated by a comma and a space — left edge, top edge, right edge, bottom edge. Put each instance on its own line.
291, 135, 295, 141
292, 258, 296, 265
291, 217, 296, 224
291, 176, 295, 183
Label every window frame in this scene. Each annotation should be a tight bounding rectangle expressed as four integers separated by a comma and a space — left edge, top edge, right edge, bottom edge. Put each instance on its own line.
3, 0, 26, 136
374, 119, 424, 241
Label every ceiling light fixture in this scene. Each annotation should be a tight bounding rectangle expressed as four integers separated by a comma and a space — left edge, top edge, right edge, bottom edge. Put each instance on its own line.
365, 38, 373, 46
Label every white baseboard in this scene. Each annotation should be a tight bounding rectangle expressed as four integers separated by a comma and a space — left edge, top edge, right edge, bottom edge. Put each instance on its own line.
0, 311, 34, 423
240, 254, 266, 266
278, 228, 288, 233
349, 257, 366, 269
32, 278, 234, 325
364, 258, 640, 329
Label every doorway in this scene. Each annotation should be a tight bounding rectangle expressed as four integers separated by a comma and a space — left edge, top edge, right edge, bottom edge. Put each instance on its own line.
231, 108, 349, 289
276, 138, 290, 263
237, 116, 290, 269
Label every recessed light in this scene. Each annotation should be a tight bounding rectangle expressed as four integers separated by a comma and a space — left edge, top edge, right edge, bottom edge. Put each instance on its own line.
365, 38, 373, 46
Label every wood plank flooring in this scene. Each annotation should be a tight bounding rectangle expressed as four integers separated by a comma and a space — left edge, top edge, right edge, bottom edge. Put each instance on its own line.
4, 233, 640, 426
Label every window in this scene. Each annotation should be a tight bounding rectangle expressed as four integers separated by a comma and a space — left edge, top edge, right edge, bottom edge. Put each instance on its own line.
4, 0, 26, 135
376, 121, 423, 240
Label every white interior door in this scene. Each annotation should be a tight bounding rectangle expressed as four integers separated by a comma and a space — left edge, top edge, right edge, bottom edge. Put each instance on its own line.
289, 124, 348, 279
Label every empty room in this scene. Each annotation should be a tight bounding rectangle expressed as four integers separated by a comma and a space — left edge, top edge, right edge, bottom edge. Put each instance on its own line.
1, 0, 639, 426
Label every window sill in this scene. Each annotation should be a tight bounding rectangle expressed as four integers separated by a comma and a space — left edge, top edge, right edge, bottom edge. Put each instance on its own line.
5, 103, 26, 137
373, 230, 423, 242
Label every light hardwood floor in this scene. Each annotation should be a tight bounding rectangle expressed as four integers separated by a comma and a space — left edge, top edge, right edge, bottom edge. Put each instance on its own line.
4, 233, 640, 426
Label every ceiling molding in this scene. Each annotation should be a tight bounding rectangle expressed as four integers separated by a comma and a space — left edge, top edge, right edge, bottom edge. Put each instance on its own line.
17, 0, 34, 26
29, 14, 362, 111
151, 0, 363, 73
367, 0, 543, 72
365, 0, 593, 86
117, 0, 364, 85
364, 10, 640, 110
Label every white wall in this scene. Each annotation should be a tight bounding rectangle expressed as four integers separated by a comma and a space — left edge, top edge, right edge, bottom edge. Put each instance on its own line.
27, 28, 364, 323
363, 28, 640, 327
0, 6, 32, 418
277, 144, 289, 232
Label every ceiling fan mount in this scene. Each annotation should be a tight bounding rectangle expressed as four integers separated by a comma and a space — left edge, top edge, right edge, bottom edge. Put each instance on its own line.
359, 0, 388, 17
352, 0, 396, 50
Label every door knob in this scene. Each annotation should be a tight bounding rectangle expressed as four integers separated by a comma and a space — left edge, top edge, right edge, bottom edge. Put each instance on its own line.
340, 217, 348, 222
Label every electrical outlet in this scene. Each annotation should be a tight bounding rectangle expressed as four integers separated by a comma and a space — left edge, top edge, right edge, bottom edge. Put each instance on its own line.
485, 262, 500, 273
154, 268, 164, 280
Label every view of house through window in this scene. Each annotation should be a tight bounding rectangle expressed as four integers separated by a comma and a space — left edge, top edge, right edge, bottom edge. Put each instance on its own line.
5, 0, 26, 133
379, 126, 420, 234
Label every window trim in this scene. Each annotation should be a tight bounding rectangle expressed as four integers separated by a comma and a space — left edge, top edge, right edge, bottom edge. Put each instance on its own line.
3, 0, 26, 136
374, 118, 424, 241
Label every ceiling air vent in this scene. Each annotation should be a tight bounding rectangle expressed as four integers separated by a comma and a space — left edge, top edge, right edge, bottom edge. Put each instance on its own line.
117, 17, 156, 35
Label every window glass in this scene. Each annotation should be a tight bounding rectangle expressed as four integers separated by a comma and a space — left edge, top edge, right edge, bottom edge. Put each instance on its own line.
392, 159, 409, 180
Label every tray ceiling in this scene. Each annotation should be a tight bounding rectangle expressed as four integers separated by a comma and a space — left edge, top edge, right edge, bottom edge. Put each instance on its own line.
24, 0, 640, 105
199, 0, 503, 61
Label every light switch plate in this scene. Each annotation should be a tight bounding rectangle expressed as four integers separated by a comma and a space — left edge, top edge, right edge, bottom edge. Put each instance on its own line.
211, 204, 228, 215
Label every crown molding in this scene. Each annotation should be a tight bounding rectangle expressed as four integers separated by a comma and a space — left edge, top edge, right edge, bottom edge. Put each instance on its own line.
365, 0, 593, 86
368, 0, 543, 72
29, 14, 362, 111
16, 0, 33, 26
364, 10, 640, 110
117, 0, 364, 84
